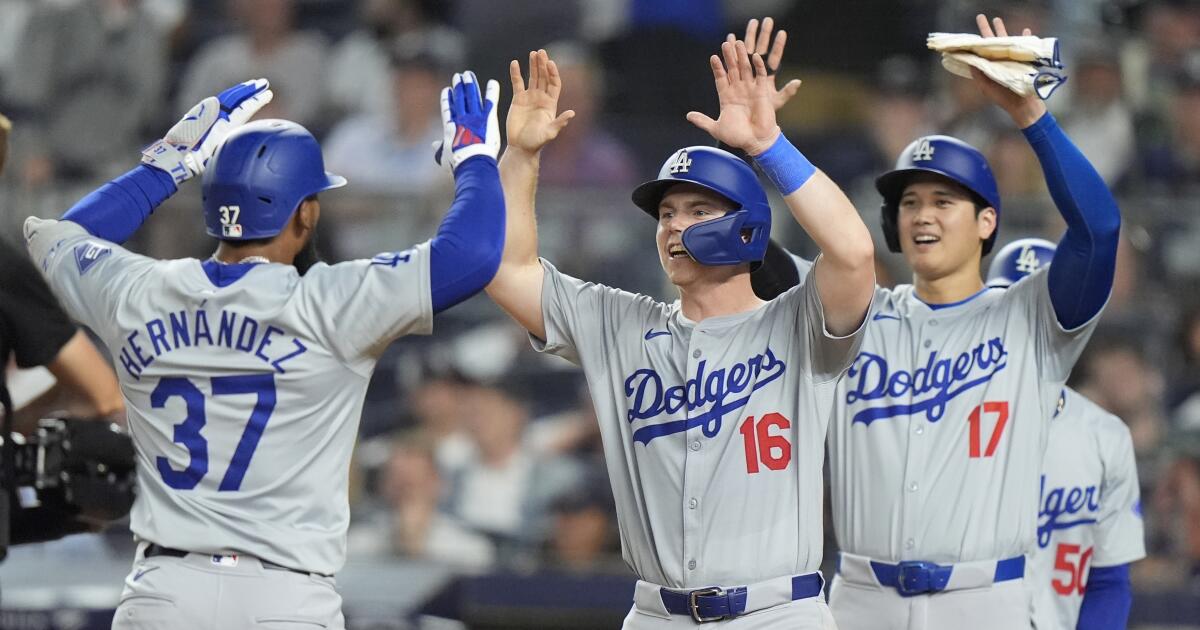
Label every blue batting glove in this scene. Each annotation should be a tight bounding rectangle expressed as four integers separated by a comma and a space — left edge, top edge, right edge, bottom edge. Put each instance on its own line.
433, 71, 500, 171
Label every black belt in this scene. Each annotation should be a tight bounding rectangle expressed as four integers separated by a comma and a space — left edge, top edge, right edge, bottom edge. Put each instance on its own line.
144, 543, 323, 577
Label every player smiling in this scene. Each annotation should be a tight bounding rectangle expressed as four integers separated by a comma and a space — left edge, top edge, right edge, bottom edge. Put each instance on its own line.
484, 36, 875, 626
822, 15, 1123, 630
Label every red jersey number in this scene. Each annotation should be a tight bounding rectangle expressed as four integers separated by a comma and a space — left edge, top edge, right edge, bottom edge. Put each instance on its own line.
968, 401, 1010, 458
1052, 543, 1094, 596
740, 413, 792, 474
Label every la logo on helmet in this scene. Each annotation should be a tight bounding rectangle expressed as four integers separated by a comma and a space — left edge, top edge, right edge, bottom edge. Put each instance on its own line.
1016, 246, 1043, 273
912, 139, 936, 162
668, 150, 693, 174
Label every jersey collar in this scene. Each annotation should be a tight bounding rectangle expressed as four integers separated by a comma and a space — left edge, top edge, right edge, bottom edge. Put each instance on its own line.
201, 258, 264, 288
919, 286, 995, 311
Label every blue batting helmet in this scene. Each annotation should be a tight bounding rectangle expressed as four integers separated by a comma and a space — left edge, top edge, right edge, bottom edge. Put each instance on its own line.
875, 135, 1001, 255
202, 119, 346, 240
631, 146, 771, 269
986, 237, 1056, 288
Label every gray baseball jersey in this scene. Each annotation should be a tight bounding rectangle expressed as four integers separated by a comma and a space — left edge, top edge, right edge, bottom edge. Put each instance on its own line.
828, 269, 1100, 563
1029, 387, 1145, 630
25, 218, 432, 575
532, 259, 866, 588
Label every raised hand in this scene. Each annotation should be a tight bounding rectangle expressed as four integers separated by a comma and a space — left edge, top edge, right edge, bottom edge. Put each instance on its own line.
972, 13, 1046, 128
435, 70, 501, 171
505, 49, 575, 156
727, 17, 801, 111
686, 40, 781, 157
141, 79, 273, 185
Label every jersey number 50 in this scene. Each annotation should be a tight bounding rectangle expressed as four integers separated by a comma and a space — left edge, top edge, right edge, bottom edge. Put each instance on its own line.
151, 374, 276, 491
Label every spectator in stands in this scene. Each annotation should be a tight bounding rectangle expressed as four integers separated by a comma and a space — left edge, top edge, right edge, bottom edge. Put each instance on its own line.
453, 0, 581, 99
1169, 303, 1200, 430
326, 0, 460, 119
535, 42, 636, 188
176, 0, 328, 129
2, 0, 171, 186
347, 433, 494, 569
1150, 428, 1200, 588
544, 470, 621, 573
323, 33, 459, 197
444, 381, 580, 562
1070, 332, 1168, 464
1123, 1, 1200, 115
1058, 45, 1136, 186
985, 129, 1045, 199
1137, 51, 1200, 196
815, 55, 933, 193
933, 59, 1008, 153
407, 362, 475, 473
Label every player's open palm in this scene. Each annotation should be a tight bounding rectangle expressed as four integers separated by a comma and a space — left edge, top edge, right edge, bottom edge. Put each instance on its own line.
506, 49, 575, 155
728, 17, 802, 112
687, 40, 781, 157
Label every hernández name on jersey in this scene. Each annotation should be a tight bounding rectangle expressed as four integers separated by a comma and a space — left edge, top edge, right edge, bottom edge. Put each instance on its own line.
116, 308, 308, 379
624, 347, 787, 445
1037, 474, 1099, 548
844, 337, 1008, 425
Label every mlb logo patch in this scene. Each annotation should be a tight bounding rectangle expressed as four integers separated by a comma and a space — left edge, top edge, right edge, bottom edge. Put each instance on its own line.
73, 242, 111, 275
222, 224, 243, 238
211, 554, 239, 567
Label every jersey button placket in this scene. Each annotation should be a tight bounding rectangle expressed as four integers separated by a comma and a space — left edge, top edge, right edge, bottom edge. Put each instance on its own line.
900, 319, 932, 557
682, 335, 707, 582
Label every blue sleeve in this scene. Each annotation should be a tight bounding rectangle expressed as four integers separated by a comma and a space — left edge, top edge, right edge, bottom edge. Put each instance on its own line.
428, 156, 505, 313
61, 165, 178, 245
1022, 112, 1121, 329
1076, 564, 1131, 630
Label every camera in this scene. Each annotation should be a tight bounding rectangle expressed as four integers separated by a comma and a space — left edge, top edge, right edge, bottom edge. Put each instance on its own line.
1, 418, 136, 557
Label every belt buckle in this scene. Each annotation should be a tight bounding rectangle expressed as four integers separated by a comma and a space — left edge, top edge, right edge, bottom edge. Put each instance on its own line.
688, 586, 726, 623
895, 561, 936, 596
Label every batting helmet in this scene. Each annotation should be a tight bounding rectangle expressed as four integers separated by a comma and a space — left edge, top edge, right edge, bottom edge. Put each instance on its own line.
202, 119, 346, 240
986, 237, 1056, 288
875, 135, 1001, 255
631, 146, 770, 268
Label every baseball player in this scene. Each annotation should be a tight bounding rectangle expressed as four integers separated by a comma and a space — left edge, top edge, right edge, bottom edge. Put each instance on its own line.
821, 15, 1123, 630
986, 239, 1145, 630
23, 72, 506, 628
485, 40, 875, 627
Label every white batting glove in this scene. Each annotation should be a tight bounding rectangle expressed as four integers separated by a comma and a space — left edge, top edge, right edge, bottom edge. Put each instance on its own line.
433, 71, 501, 171
142, 78, 274, 185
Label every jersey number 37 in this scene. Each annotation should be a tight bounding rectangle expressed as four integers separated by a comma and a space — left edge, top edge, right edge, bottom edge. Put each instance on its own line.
152, 374, 276, 491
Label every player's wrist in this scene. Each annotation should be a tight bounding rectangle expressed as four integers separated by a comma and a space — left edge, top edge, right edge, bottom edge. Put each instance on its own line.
140, 140, 193, 185
503, 144, 542, 162
1009, 101, 1048, 129
752, 132, 816, 195
744, 128, 782, 158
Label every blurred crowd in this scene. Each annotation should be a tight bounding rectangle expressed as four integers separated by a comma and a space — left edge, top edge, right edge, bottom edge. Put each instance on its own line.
2, 0, 1200, 596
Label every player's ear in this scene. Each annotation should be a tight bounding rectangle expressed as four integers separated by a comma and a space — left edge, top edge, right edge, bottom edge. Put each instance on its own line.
976, 206, 997, 242
296, 197, 320, 233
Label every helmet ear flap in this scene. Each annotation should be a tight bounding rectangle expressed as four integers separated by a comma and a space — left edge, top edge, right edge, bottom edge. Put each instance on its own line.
881, 202, 902, 253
